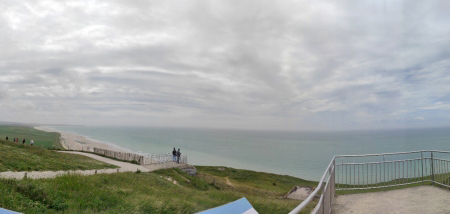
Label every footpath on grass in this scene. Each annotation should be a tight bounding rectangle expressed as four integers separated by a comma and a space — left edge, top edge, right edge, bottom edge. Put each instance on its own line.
0, 151, 187, 179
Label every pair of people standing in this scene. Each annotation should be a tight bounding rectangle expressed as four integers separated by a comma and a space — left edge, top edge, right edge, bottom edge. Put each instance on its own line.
20, 138, 33, 145
11, 138, 20, 143
172, 148, 181, 164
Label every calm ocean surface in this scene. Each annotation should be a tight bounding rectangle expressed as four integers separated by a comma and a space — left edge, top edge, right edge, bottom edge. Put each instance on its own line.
46, 126, 450, 181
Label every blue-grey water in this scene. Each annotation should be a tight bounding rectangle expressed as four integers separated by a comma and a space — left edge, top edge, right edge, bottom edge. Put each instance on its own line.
45, 126, 450, 181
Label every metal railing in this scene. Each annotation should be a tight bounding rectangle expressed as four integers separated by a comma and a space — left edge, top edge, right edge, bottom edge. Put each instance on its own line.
290, 150, 450, 214
80, 146, 188, 165
289, 157, 335, 214
143, 153, 188, 165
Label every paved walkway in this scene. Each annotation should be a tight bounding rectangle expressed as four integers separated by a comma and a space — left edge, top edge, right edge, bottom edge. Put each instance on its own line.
333, 186, 450, 214
0, 151, 187, 179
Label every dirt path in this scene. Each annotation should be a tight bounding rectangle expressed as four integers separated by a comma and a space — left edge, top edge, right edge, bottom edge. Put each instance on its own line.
225, 177, 234, 187
60, 151, 150, 172
0, 151, 186, 180
172, 169, 191, 183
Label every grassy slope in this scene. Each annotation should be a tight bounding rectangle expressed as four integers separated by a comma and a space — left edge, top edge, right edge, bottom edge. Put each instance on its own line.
195, 166, 318, 194
0, 140, 118, 172
0, 167, 318, 213
0, 126, 63, 149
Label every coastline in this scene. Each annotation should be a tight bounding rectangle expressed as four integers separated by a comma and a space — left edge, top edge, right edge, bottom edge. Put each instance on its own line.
35, 126, 130, 153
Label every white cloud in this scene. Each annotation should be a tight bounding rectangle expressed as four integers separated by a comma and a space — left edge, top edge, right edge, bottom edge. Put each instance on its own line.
0, 0, 449, 130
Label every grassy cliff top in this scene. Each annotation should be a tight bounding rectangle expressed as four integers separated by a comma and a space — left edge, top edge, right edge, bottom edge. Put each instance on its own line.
195, 165, 317, 194
0, 140, 118, 172
0, 126, 63, 149
0, 167, 318, 213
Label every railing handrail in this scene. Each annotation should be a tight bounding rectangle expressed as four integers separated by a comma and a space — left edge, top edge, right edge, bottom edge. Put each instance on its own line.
289, 156, 336, 214
335, 150, 450, 158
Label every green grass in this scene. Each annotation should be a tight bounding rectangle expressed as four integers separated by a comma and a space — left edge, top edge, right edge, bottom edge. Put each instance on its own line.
195, 166, 318, 194
0, 167, 319, 213
0, 126, 62, 149
337, 181, 432, 195
0, 139, 118, 172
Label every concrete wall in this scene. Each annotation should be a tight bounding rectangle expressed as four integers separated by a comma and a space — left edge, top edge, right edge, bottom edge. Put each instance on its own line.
93, 147, 144, 164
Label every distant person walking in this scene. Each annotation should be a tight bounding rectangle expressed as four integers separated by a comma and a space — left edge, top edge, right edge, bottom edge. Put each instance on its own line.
172, 148, 177, 162
22, 139, 26, 144
5, 136, 8, 141
30, 139, 34, 146
176, 149, 181, 164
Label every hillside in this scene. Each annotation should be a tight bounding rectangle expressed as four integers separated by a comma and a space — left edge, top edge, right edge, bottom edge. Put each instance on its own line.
0, 167, 318, 213
0, 140, 118, 172
0, 126, 63, 149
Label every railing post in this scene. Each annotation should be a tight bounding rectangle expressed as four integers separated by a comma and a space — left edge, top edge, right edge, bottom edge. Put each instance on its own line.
421, 151, 424, 183
328, 163, 332, 213
383, 155, 386, 186
331, 158, 335, 207
321, 183, 325, 214
431, 151, 434, 185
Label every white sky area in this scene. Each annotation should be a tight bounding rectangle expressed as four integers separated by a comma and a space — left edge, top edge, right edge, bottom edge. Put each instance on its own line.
1, 0, 450, 131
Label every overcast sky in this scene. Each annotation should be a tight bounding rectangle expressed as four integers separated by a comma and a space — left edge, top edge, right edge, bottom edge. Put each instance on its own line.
1, 0, 450, 131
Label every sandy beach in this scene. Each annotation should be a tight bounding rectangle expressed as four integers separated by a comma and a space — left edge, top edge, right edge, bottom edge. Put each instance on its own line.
35, 126, 129, 153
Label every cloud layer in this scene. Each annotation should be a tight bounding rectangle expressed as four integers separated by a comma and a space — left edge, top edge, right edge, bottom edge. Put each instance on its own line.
1, 0, 450, 130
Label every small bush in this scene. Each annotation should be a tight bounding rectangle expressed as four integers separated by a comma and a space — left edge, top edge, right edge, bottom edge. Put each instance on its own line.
16, 183, 49, 204
79, 193, 121, 212
48, 199, 68, 211
15, 182, 68, 211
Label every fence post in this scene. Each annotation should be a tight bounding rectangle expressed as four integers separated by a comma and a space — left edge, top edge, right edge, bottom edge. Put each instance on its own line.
431, 151, 434, 185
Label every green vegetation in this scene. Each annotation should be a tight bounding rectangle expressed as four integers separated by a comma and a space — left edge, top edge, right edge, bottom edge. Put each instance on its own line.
195, 166, 318, 194
337, 173, 450, 195
337, 181, 432, 195
0, 126, 62, 149
0, 140, 118, 172
0, 166, 318, 213
0, 125, 320, 213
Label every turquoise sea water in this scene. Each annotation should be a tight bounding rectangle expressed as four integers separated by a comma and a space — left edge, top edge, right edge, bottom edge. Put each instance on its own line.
46, 126, 450, 181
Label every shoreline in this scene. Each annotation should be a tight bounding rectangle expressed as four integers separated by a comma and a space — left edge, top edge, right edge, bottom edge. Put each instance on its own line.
35, 126, 130, 153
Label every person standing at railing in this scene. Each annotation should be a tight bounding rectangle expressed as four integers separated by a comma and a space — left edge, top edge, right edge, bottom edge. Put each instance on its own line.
172, 148, 177, 162
177, 149, 181, 164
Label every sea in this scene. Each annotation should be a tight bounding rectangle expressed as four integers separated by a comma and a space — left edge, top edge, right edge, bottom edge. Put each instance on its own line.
45, 126, 450, 181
